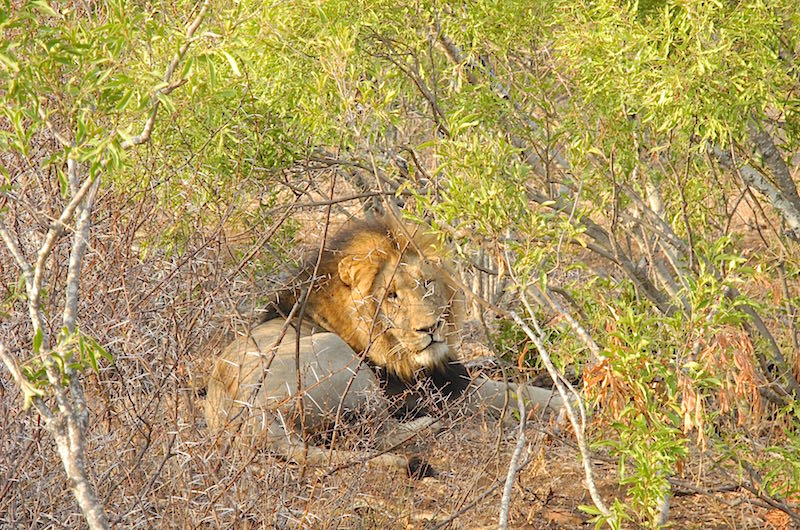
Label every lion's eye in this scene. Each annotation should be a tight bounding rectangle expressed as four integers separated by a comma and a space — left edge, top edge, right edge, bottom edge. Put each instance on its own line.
386, 291, 398, 302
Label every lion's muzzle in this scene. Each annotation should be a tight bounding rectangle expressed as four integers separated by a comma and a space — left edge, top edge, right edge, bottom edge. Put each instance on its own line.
411, 320, 450, 369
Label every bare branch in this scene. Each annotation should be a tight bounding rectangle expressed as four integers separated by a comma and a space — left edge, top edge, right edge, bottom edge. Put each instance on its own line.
728, 287, 800, 396
67, 157, 79, 194
1, 4, 212, 530
740, 489, 800, 523
619, 182, 692, 258
512, 291, 612, 519
526, 186, 678, 316
540, 287, 604, 363
748, 120, 800, 213
6, 169, 93, 413
28, 172, 100, 347
446, 253, 612, 520
371, 31, 450, 137
61, 161, 100, 434
710, 143, 800, 240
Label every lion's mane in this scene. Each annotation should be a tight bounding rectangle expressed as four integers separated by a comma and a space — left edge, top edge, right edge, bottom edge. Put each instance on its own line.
267, 218, 467, 388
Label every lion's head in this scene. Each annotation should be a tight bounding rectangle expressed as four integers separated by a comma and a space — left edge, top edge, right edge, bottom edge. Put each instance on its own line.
290, 219, 464, 382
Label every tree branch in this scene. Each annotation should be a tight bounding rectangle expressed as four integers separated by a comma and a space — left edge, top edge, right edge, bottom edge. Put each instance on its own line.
62, 175, 100, 334
540, 286, 604, 363
27, 172, 100, 347
474, 253, 612, 520
498, 391, 527, 530
371, 31, 450, 137
710, 143, 800, 240
748, 120, 800, 214
526, 186, 678, 316
120, 0, 210, 149
0, 341, 53, 419
0, 5, 211, 529
434, 22, 571, 171
37, 105, 73, 148
510, 295, 612, 519
0, 218, 34, 283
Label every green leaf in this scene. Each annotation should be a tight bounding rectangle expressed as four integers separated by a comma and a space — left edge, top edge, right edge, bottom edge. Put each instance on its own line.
156, 92, 175, 114
180, 56, 194, 79
220, 50, 241, 77
50, 351, 65, 373
115, 89, 134, 111
578, 504, 603, 515
97, 342, 113, 362
206, 56, 217, 87
85, 342, 99, 371
683, 361, 701, 371
0, 52, 18, 73
57, 168, 69, 197
20, 378, 45, 411
30, 0, 59, 18
33, 327, 43, 354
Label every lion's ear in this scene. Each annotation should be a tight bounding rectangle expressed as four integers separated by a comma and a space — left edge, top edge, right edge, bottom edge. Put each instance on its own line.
337, 255, 378, 288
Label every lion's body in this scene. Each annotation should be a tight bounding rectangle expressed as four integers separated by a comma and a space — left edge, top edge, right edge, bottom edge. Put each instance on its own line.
204, 317, 432, 470
205, 318, 377, 436
204, 219, 564, 472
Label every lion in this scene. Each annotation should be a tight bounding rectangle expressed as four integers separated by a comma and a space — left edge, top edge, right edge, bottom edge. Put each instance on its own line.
204, 218, 565, 474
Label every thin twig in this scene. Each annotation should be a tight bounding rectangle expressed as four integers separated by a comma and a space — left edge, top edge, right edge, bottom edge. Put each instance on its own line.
540, 286, 604, 363
294, 173, 336, 474
0, 218, 34, 278
37, 106, 72, 148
